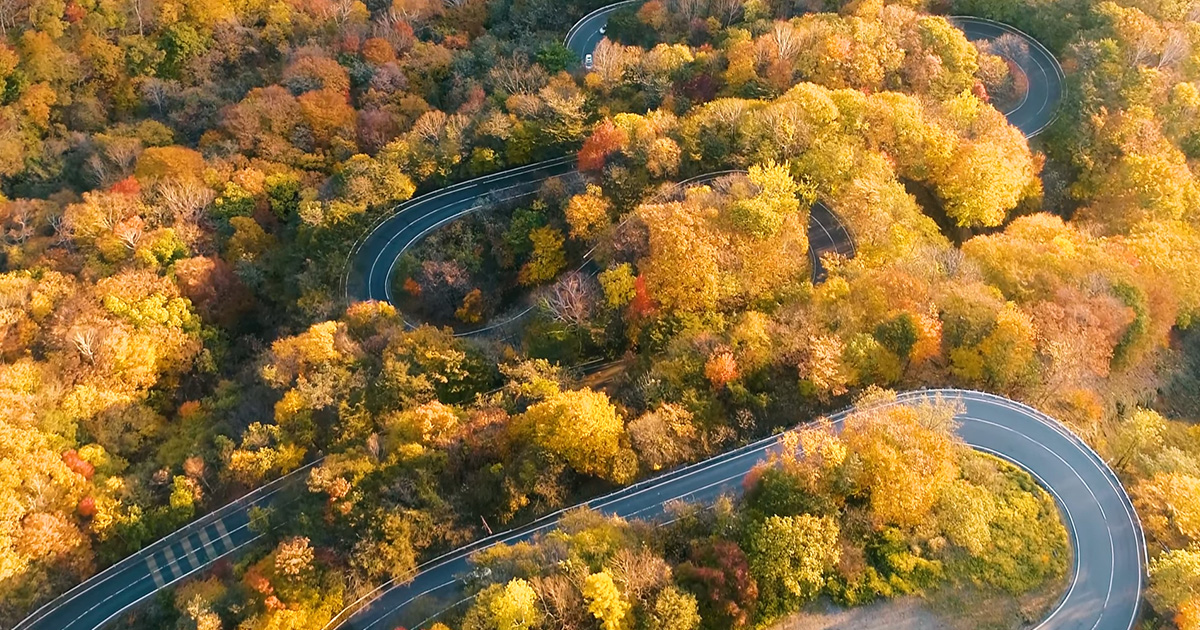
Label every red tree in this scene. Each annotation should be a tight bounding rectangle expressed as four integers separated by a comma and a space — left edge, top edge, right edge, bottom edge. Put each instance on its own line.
578, 120, 628, 172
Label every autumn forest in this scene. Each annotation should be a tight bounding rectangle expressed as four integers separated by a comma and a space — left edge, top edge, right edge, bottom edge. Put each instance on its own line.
3, 0, 1200, 629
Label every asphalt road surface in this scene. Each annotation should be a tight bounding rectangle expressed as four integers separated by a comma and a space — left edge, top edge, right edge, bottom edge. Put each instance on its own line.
333, 390, 1145, 630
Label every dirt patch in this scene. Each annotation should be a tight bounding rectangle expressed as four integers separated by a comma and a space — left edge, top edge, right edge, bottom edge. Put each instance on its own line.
773, 596, 953, 630
774, 575, 1069, 630
926, 574, 1070, 630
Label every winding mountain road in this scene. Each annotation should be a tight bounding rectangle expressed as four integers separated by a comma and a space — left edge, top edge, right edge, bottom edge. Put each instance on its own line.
14, 10, 1100, 630
950, 16, 1065, 138
343, 162, 854, 312
566, 8, 1065, 138
565, 0, 641, 62
333, 391, 1145, 630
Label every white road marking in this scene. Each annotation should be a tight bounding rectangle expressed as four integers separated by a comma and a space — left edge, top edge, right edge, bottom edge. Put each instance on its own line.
162, 547, 182, 576
180, 535, 199, 566
199, 527, 216, 557
144, 555, 166, 589
214, 519, 232, 547
358, 579, 460, 630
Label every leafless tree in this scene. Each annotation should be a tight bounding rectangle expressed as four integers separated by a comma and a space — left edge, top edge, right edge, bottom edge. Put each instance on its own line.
712, 0, 744, 26
488, 53, 550, 96
140, 78, 180, 116
324, 0, 364, 26
85, 154, 113, 188
383, 0, 442, 24
86, 137, 142, 187
0, 0, 27, 36
156, 178, 215, 227
1127, 26, 1163, 66
106, 137, 143, 175
607, 548, 672, 603
532, 574, 588, 630
540, 271, 598, 328
592, 39, 638, 86
1159, 29, 1190, 69
2, 200, 35, 245
73, 328, 101, 364
115, 219, 144, 251
411, 110, 449, 144
992, 32, 1031, 64
670, 0, 706, 22
771, 21, 803, 62
49, 213, 70, 246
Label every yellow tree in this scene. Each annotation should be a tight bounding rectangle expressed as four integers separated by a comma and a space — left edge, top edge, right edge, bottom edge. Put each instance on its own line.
935, 479, 998, 555
1132, 472, 1200, 548
1073, 106, 1200, 233
134, 146, 205, 184
583, 571, 630, 630
463, 578, 541, 630
1127, 219, 1200, 327
598, 264, 637, 310
638, 199, 725, 313
516, 388, 636, 483
518, 227, 566, 286
1149, 547, 1200, 626
842, 403, 959, 528
627, 403, 699, 471
565, 184, 611, 240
